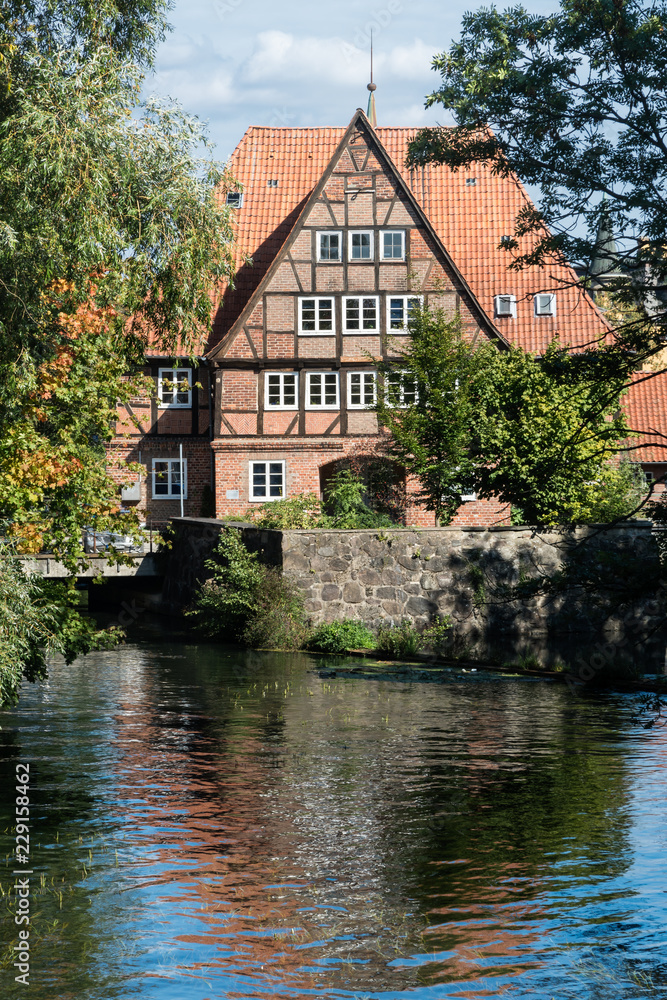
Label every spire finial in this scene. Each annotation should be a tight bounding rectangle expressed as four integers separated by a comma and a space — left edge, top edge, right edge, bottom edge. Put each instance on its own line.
367, 29, 377, 127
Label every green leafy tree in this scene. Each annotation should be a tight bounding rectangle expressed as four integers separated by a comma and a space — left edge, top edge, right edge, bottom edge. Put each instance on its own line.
377, 309, 639, 524
408, 0, 667, 354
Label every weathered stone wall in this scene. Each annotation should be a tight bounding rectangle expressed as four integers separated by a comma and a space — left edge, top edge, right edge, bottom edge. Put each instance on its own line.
164, 518, 663, 639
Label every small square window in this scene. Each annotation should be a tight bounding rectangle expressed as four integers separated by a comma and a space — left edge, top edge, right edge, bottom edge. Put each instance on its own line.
344, 296, 379, 333
348, 371, 377, 409
152, 458, 187, 499
158, 368, 192, 408
250, 460, 285, 501
381, 231, 405, 260
534, 293, 556, 317
306, 372, 339, 409
299, 297, 335, 334
226, 192, 243, 208
465, 177, 477, 187
267, 179, 279, 188
265, 372, 298, 409
387, 295, 422, 331
317, 231, 342, 261
386, 371, 419, 407
349, 231, 373, 260
494, 294, 517, 319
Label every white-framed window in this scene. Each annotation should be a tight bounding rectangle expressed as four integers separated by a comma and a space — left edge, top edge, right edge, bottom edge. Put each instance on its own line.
385, 371, 419, 407
387, 295, 422, 332
226, 192, 243, 208
299, 297, 335, 334
265, 372, 298, 409
349, 230, 374, 260
343, 295, 379, 332
317, 231, 342, 261
494, 294, 517, 318
152, 458, 187, 499
250, 460, 285, 502
306, 372, 339, 409
381, 230, 405, 260
348, 371, 377, 409
158, 368, 192, 408
534, 293, 556, 317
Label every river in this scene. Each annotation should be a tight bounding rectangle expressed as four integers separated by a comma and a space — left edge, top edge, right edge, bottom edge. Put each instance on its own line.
1, 626, 666, 999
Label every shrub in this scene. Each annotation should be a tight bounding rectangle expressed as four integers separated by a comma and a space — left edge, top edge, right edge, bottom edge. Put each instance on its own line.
242, 493, 321, 529
188, 527, 307, 649
319, 469, 395, 529
376, 617, 452, 659
306, 619, 376, 654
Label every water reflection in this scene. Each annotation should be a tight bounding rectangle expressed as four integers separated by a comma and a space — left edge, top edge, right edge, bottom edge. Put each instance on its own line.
0, 638, 665, 999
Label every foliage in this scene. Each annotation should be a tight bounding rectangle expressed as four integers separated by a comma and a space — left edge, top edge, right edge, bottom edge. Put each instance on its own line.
376, 618, 452, 659
306, 619, 376, 654
188, 528, 307, 650
408, 0, 667, 355
377, 308, 641, 525
319, 469, 396, 529
242, 493, 321, 529
0, 544, 123, 707
0, 3, 235, 572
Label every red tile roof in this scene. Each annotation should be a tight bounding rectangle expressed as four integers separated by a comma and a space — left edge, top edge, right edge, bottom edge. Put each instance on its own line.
212, 116, 607, 354
624, 371, 667, 463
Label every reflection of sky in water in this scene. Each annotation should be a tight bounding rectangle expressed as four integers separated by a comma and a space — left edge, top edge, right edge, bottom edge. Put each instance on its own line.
1, 640, 666, 1000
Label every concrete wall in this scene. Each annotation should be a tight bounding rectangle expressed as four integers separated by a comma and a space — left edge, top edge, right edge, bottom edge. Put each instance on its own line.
165, 518, 663, 640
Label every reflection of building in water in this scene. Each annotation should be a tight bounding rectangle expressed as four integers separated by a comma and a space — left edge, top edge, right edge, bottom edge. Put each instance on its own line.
102, 646, 633, 995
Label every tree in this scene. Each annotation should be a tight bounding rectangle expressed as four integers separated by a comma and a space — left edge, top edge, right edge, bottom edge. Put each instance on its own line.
0, 1, 236, 703
408, 0, 667, 355
376, 309, 641, 524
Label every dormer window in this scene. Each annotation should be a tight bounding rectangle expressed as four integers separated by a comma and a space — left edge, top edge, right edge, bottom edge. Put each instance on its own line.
267, 179, 278, 188
226, 192, 243, 208
317, 232, 342, 262
534, 293, 556, 317
494, 294, 517, 319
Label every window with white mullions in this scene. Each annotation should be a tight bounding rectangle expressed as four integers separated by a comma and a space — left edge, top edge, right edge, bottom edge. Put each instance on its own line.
158, 368, 192, 408
306, 372, 339, 409
387, 295, 422, 331
299, 297, 334, 334
386, 371, 419, 407
347, 371, 377, 409
250, 460, 285, 501
349, 231, 373, 260
265, 372, 298, 409
317, 231, 342, 261
381, 230, 405, 260
344, 296, 379, 332
152, 458, 187, 498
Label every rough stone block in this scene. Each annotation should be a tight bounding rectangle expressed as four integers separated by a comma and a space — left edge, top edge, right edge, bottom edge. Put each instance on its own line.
343, 581, 364, 603
321, 584, 341, 601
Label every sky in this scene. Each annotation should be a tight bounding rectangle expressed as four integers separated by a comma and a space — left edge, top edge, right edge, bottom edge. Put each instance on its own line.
146, 0, 554, 163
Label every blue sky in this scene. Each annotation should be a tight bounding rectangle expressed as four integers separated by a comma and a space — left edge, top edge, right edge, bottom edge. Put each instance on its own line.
146, 0, 554, 162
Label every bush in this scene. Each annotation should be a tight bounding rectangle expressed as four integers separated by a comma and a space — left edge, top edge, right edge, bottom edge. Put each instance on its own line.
306, 619, 376, 654
319, 469, 396, 529
376, 617, 452, 659
188, 528, 307, 649
242, 493, 321, 529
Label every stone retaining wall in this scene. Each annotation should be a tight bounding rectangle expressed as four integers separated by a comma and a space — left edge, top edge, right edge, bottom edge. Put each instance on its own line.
165, 518, 663, 640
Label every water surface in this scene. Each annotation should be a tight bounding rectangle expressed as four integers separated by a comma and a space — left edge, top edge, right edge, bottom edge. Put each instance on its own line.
1, 633, 666, 999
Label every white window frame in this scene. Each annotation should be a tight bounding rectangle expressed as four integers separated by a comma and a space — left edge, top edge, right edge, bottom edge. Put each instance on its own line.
348, 230, 374, 261
386, 295, 423, 333
250, 460, 286, 502
380, 230, 406, 261
343, 295, 380, 333
298, 297, 335, 335
385, 370, 419, 408
534, 293, 556, 317
347, 371, 377, 409
317, 231, 342, 262
226, 192, 243, 208
306, 371, 340, 410
152, 458, 187, 499
264, 372, 299, 410
157, 368, 192, 409
494, 294, 517, 319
